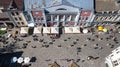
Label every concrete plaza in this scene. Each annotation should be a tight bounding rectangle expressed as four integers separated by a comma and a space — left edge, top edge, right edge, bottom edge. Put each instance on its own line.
1, 24, 120, 67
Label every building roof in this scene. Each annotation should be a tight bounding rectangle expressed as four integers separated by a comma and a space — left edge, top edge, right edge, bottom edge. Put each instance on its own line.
46, 5, 79, 14
80, 10, 91, 16
24, 0, 42, 11
48, 0, 77, 8
0, 0, 11, 10
95, 0, 120, 12
0, 0, 24, 11
13, 0, 24, 10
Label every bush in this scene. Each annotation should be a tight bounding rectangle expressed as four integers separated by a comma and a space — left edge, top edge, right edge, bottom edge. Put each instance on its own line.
0, 30, 7, 34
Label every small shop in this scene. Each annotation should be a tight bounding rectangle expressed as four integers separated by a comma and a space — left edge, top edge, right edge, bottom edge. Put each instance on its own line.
72, 27, 80, 33
33, 27, 42, 34
20, 27, 29, 37
64, 27, 73, 33
50, 27, 59, 39
43, 27, 51, 34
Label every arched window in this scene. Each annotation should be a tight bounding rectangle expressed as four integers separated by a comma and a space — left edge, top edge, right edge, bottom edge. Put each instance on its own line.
56, 8, 67, 11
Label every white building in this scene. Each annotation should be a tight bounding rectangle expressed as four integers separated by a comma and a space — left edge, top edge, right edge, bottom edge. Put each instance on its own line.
45, 0, 93, 27
105, 46, 120, 67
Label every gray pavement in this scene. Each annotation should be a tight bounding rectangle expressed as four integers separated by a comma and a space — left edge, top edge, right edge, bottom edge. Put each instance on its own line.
16, 33, 120, 67
1, 25, 120, 67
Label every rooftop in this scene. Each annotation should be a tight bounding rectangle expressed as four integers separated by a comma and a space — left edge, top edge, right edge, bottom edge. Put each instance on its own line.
95, 0, 120, 12
0, 0, 24, 11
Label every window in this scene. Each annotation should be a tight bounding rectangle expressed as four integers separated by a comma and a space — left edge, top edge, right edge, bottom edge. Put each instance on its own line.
14, 17, 18, 21
21, 22, 24, 25
46, 15, 51, 21
26, 15, 31, 21
11, 12, 15, 16
111, 54, 114, 57
56, 8, 67, 11
0, 18, 10, 21
105, 63, 109, 67
41, 17, 44, 20
79, 17, 81, 20
17, 22, 20, 25
19, 17, 22, 21
71, 15, 76, 21
114, 63, 119, 66
59, 15, 63, 21
16, 12, 19, 15
113, 60, 117, 63
53, 15, 57, 21
86, 17, 88, 20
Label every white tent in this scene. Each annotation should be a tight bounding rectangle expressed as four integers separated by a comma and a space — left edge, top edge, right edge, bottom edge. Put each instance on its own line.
43, 27, 50, 33
24, 57, 30, 64
33, 27, 42, 34
72, 27, 80, 33
20, 27, 29, 34
11, 57, 17, 63
51, 27, 59, 34
64, 27, 73, 33
17, 57, 24, 64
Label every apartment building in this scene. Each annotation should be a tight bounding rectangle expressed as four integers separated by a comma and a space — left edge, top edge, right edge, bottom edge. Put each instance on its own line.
93, 0, 120, 25
0, 0, 28, 28
105, 46, 120, 67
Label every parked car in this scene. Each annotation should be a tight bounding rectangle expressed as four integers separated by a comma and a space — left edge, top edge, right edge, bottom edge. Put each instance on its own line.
7, 34, 11, 38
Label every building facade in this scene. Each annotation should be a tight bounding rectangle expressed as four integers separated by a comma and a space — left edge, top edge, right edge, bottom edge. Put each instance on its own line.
0, 0, 28, 28
92, 0, 120, 26
105, 46, 120, 67
44, 0, 94, 27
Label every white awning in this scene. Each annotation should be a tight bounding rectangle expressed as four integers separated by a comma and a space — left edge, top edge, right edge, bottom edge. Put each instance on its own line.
33, 27, 42, 34
72, 27, 80, 33
20, 27, 29, 34
64, 27, 73, 33
51, 27, 59, 34
43, 27, 50, 33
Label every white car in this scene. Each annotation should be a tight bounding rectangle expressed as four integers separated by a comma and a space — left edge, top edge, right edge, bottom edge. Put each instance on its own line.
7, 34, 11, 38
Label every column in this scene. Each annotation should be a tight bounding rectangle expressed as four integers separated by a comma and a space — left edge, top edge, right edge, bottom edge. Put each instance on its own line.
74, 13, 80, 26
69, 15, 72, 21
63, 15, 65, 26
51, 15, 53, 22
57, 15, 59, 26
